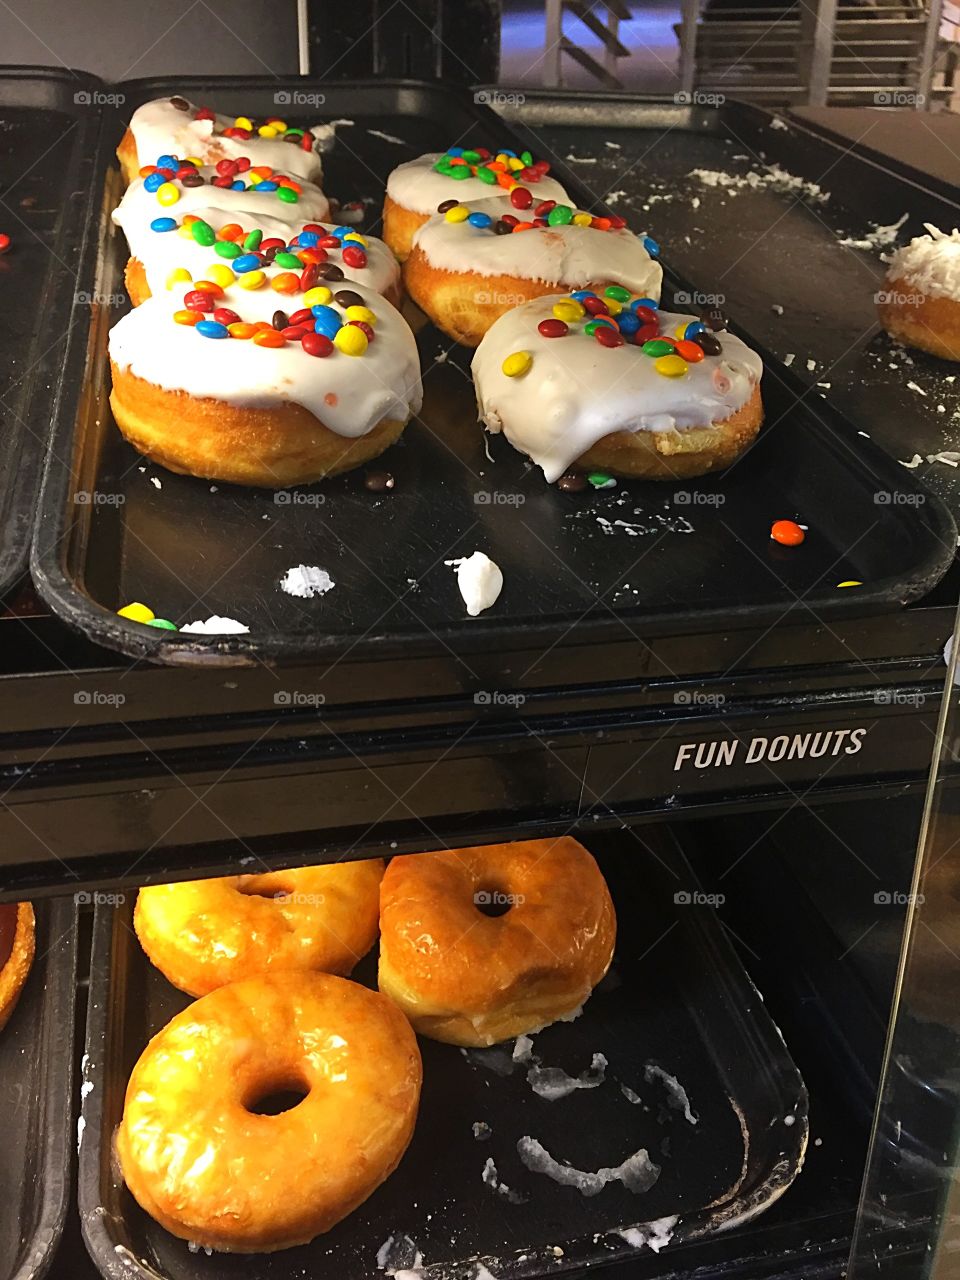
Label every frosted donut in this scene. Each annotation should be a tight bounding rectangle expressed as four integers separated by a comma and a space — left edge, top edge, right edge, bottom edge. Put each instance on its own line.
108, 280, 423, 487
472, 293, 763, 481
115, 160, 332, 232
117, 96, 333, 187
0, 903, 34, 1033
117, 207, 400, 311
404, 192, 662, 347
383, 145, 572, 261
134, 860, 385, 997
378, 838, 616, 1046
117, 972, 422, 1252
877, 224, 960, 362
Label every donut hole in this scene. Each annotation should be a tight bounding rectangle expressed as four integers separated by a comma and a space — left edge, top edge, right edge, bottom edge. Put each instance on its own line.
474, 884, 514, 918
244, 1075, 310, 1116
237, 875, 292, 902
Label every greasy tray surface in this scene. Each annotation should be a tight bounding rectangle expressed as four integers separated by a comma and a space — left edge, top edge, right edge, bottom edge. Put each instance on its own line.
80, 836, 807, 1279
0, 68, 100, 598
1, 898, 78, 1280
32, 80, 956, 667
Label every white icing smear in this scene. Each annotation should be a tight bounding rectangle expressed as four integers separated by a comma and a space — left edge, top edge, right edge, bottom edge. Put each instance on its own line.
528, 1052, 607, 1100
181, 615, 249, 634
644, 1064, 698, 1125
447, 551, 503, 616
115, 167, 331, 235
280, 564, 335, 598
126, 97, 330, 185
412, 194, 662, 297
517, 1136, 660, 1196
473, 299, 763, 483
617, 1215, 678, 1252
114, 204, 399, 311
884, 224, 960, 300
109, 281, 423, 440
387, 151, 571, 216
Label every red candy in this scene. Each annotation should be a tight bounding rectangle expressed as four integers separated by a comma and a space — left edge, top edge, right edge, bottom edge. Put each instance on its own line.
212, 175, 234, 188
633, 305, 657, 325
213, 307, 241, 325
302, 332, 333, 357
281, 325, 310, 340
634, 322, 660, 344
303, 223, 325, 234
260, 238, 286, 252
535, 200, 556, 216
288, 307, 313, 326
609, 214, 627, 229
348, 320, 375, 342
195, 106, 216, 121
0, 234, 10, 255
342, 246, 367, 268
215, 159, 238, 176
538, 318, 568, 338
594, 325, 624, 348
184, 290, 215, 312
582, 296, 609, 315
510, 186, 533, 210
319, 235, 341, 249
500, 214, 519, 227
300, 264, 319, 291
300, 133, 313, 151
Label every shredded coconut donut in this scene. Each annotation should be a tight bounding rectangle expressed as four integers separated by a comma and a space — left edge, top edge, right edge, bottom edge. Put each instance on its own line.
883, 225, 960, 300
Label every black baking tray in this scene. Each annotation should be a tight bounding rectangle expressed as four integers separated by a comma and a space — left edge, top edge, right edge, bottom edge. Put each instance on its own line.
79, 832, 807, 1279
1, 897, 78, 1280
0, 68, 102, 599
31, 78, 956, 669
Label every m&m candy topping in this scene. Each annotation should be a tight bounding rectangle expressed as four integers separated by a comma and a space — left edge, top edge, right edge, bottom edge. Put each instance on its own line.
434, 146, 553, 191
139, 154, 304, 207
435, 193, 629, 236
523, 289, 726, 377
166, 100, 313, 151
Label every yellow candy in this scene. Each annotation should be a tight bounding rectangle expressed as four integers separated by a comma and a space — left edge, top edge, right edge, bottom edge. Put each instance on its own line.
177, 223, 194, 239
837, 580, 863, 588
234, 116, 253, 130
156, 182, 179, 206
334, 324, 369, 356
342, 232, 367, 246
502, 350, 532, 378
508, 157, 523, 171
605, 298, 623, 316
345, 304, 377, 326
655, 354, 688, 378
206, 264, 236, 288
444, 205, 470, 223
674, 323, 689, 339
185, 156, 203, 167
572, 213, 592, 227
258, 125, 279, 138
237, 269, 266, 289
228, 322, 258, 339
166, 267, 192, 289
271, 119, 288, 131
552, 300, 584, 322
117, 602, 154, 624
247, 172, 262, 186
303, 286, 333, 308
182, 214, 199, 225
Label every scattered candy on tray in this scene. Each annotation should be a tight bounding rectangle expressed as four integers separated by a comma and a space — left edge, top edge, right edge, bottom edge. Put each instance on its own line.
770, 519, 806, 547
0, 234, 10, 255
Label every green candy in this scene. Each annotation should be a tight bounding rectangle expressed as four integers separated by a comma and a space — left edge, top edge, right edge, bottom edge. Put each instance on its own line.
583, 320, 603, 336
214, 240, 241, 259
283, 128, 305, 139
476, 165, 497, 184
276, 187, 298, 203
588, 472, 616, 488
642, 338, 674, 357
547, 204, 573, 226
520, 150, 533, 166
147, 618, 178, 631
462, 149, 481, 164
243, 229, 263, 251
274, 251, 303, 269
191, 220, 215, 247
450, 166, 471, 179
434, 161, 451, 173
605, 285, 632, 303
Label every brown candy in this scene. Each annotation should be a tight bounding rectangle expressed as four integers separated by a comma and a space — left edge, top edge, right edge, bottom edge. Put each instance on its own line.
693, 330, 723, 356
437, 199, 459, 214
334, 289, 364, 308
364, 470, 395, 492
169, 96, 191, 111
317, 262, 344, 281
700, 306, 728, 331
272, 310, 289, 331
181, 172, 205, 188
557, 472, 588, 492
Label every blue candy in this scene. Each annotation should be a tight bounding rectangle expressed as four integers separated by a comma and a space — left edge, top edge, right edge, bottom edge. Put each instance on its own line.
617, 312, 641, 336
315, 318, 342, 337
298, 231, 319, 248
143, 172, 164, 193
256, 181, 279, 192
642, 235, 660, 258
233, 254, 262, 273
447, 146, 464, 157
155, 153, 178, 171
631, 296, 660, 312
467, 212, 493, 229
196, 320, 229, 339
331, 226, 350, 240
150, 217, 177, 233
230, 180, 246, 190
571, 290, 597, 301
684, 320, 707, 340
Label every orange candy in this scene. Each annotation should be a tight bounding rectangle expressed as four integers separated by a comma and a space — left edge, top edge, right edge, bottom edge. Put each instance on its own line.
139, 165, 158, 177
271, 272, 301, 294
173, 309, 200, 326
192, 280, 224, 297
591, 216, 612, 231
770, 519, 806, 547
674, 339, 705, 362
217, 223, 244, 241
227, 322, 258, 339
253, 328, 285, 348
250, 165, 273, 179
511, 221, 536, 233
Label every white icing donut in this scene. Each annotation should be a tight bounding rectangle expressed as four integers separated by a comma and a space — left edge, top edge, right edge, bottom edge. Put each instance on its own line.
115, 205, 400, 310
410, 194, 662, 298
387, 150, 571, 215
472, 296, 762, 481
883, 224, 960, 300
109, 280, 422, 440
115, 165, 331, 231
126, 97, 332, 185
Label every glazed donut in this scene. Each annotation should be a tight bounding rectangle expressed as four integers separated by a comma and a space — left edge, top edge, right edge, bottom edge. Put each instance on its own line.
117, 96, 332, 188
109, 279, 422, 486
877, 224, 960, 362
383, 145, 571, 262
115, 159, 332, 232
0, 903, 34, 1033
135, 860, 385, 997
378, 838, 616, 1046
117, 207, 400, 310
404, 192, 662, 346
472, 292, 763, 481
117, 972, 422, 1252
